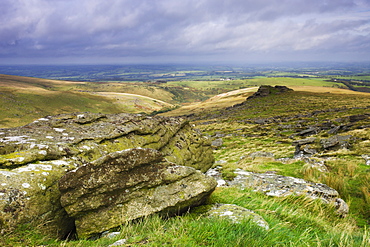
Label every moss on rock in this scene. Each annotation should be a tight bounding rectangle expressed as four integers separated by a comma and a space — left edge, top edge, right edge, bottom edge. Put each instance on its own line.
59, 148, 217, 239
0, 113, 215, 238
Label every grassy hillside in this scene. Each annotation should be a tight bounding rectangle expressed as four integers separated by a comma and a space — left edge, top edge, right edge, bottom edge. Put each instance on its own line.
161, 85, 369, 117
0, 74, 175, 128
1, 74, 370, 246
0, 74, 354, 128
0, 89, 123, 127
186, 89, 370, 226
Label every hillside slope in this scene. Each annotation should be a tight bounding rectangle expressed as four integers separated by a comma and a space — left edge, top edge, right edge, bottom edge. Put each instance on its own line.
184, 87, 370, 226
161, 85, 369, 117
2, 86, 370, 246
0, 74, 174, 128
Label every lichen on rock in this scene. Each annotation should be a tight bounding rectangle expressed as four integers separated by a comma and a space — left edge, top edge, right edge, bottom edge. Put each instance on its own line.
207, 203, 269, 230
0, 112, 215, 238
59, 148, 217, 239
228, 169, 349, 217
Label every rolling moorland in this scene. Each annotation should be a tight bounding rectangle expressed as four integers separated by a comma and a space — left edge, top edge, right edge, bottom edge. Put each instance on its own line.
0, 65, 370, 246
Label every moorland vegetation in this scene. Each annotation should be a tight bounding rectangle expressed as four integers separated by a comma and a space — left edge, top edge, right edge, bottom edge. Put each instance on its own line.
0, 67, 369, 246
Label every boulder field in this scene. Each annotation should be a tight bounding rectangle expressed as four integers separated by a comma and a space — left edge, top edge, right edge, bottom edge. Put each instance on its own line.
0, 113, 216, 239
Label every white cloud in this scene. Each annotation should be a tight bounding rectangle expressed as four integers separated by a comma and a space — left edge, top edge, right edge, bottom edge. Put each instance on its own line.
0, 0, 369, 63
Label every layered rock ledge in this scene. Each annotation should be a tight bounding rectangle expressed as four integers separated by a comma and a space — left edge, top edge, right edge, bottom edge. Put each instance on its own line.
59, 148, 216, 238
0, 113, 215, 238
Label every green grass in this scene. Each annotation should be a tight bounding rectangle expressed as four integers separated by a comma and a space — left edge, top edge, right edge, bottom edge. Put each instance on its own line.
166, 77, 340, 90
0, 90, 123, 128
2, 187, 369, 246
2, 74, 370, 246
0, 74, 364, 128
193, 89, 370, 229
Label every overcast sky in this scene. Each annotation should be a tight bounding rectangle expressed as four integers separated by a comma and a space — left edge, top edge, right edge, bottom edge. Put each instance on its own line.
1, 0, 370, 65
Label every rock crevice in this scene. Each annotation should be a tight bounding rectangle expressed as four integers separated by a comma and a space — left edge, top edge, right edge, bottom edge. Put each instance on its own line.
0, 113, 215, 238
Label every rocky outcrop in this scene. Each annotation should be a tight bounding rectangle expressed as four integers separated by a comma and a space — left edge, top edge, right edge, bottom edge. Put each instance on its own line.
229, 169, 349, 217
0, 113, 215, 238
247, 85, 293, 100
0, 112, 213, 172
293, 135, 354, 157
59, 148, 216, 239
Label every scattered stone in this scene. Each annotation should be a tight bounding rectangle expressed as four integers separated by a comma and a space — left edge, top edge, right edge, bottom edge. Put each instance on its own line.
293, 138, 319, 157
229, 169, 348, 217
207, 204, 269, 230
249, 151, 274, 159
254, 119, 269, 124
214, 132, 226, 138
301, 157, 328, 173
362, 154, 370, 165
298, 127, 319, 137
321, 135, 353, 150
292, 137, 317, 146
327, 126, 341, 135
108, 239, 127, 246
302, 145, 318, 156
211, 138, 223, 148
349, 114, 369, 122
335, 198, 350, 217
205, 166, 227, 187
215, 160, 227, 165
102, 231, 121, 239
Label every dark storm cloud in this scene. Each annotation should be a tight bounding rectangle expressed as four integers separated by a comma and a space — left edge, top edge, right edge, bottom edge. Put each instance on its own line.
0, 0, 369, 63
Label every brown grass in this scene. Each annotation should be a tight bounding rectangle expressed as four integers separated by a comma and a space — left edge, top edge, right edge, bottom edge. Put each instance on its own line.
161, 87, 257, 116
290, 86, 370, 95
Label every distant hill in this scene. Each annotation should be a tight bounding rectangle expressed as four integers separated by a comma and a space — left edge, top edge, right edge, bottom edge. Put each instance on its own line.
161, 85, 369, 117
1, 73, 369, 128
0, 74, 174, 128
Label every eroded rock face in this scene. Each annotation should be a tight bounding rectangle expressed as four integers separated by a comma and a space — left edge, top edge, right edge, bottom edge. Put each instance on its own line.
0, 113, 215, 238
0, 159, 76, 237
0, 113, 213, 172
59, 148, 217, 239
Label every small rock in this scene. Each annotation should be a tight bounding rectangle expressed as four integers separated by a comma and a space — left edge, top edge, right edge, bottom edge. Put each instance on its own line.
361, 154, 370, 166
301, 157, 328, 173
108, 239, 127, 246
207, 204, 269, 230
321, 135, 353, 150
292, 137, 317, 146
211, 138, 223, 147
327, 126, 341, 135
205, 166, 227, 187
102, 231, 121, 239
335, 198, 350, 217
249, 151, 274, 159
215, 160, 227, 165
349, 114, 369, 122
298, 127, 319, 137
214, 132, 226, 138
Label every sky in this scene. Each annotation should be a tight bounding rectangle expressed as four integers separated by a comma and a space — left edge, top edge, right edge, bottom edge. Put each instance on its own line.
1, 0, 370, 65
